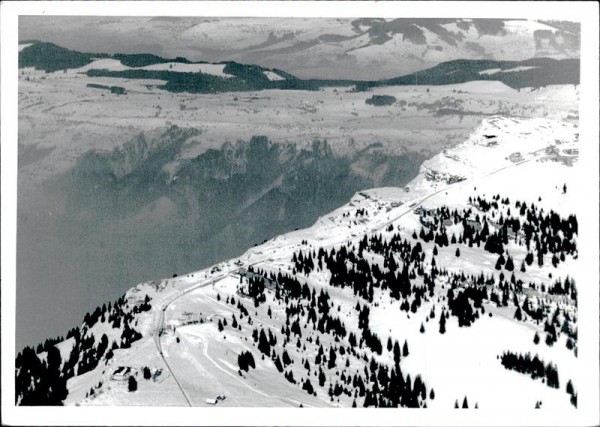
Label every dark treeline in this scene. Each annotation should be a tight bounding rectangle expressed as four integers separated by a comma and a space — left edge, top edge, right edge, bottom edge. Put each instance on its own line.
500, 351, 560, 389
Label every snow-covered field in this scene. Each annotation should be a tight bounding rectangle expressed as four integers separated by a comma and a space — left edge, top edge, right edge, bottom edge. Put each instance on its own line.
21, 114, 580, 409
263, 70, 286, 81
479, 66, 539, 75
64, 58, 236, 77
18, 61, 578, 189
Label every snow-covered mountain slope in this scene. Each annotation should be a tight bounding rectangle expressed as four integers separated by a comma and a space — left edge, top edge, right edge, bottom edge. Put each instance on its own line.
15, 115, 580, 408
69, 58, 236, 78
20, 17, 580, 80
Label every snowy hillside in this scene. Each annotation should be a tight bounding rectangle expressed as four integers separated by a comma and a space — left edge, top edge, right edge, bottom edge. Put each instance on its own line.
172, 17, 581, 81
15, 115, 580, 409
74, 59, 236, 79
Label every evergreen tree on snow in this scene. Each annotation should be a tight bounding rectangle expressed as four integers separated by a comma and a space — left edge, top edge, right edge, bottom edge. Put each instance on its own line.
439, 312, 447, 334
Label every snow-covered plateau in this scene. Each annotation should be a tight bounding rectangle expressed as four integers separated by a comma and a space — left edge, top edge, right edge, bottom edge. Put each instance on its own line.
15, 113, 582, 409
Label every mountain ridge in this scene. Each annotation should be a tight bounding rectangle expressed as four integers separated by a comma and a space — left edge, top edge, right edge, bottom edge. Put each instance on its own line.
19, 17, 580, 80
19, 41, 580, 93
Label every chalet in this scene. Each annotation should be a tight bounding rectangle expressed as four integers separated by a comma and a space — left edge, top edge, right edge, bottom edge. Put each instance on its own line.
205, 395, 226, 405
482, 134, 498, 146
412, 206, 425, 215
446, 174, 466, 184
419, 216, 435, 228
466, 219, 483, 232
238, 269, 277, 292
111, 366, 132, 381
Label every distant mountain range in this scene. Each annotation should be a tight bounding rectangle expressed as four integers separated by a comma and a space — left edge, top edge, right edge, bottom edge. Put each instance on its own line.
19, 17, 580, 80
19, 41, 580, 93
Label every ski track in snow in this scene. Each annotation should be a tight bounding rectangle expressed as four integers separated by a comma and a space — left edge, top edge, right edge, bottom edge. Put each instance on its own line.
153, 259, 304, 406
193, 334, 314, 407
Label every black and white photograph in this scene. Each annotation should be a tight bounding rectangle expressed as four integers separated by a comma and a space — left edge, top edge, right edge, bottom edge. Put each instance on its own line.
1, 2, 598, 426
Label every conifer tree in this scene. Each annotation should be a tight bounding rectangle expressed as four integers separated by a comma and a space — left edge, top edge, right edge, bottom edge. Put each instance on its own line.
514, 306, 523, 321
566, 379, 574, 395
393, 341, 401, 365
328, 347, 337, 369
505, 256, 514, 271
128, 376, 137, 392
525, 252, 534, 266
495, 255, 504, 270
274, 355, 284, 373
258, 329, 270, 355
439, 312, 446, 334
318, 367, 326, 386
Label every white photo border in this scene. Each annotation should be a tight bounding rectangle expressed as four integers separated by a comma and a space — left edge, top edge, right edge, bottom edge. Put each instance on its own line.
2, 2, 598, 426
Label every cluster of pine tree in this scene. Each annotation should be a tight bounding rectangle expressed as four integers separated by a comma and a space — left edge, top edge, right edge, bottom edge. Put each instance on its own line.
547, 276, 577, 300
15, 346, 68, 405
35, 336, 64, 354
237, 272, 267, 306
500, 351, 560, 388
241, 266, 426, 407
226, 193, 578, 407
447, 286, 487, 327
16, 291, 148, 405
420, 195, 578, 275
292, 232, 427, 310
566, 379, 577, 407
237, 351, 256, 372
417, 198, 578, 344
